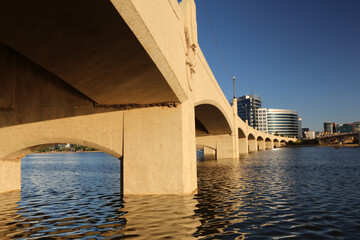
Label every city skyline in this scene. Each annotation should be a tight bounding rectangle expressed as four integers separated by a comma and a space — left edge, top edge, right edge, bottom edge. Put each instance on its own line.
195, 0, 360, 131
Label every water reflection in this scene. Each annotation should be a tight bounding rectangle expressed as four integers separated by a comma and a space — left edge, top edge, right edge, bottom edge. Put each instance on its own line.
0, 148, 359, 239
0, 191, 23, 239
123, 195, 199, 239
194, 148, 360, 239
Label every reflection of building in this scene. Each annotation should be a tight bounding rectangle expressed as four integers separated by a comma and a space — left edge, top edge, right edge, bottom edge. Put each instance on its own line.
237, 94, 262, 128
256, 108, 300, 138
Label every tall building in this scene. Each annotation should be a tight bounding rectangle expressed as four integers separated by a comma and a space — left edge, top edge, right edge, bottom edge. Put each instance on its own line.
267, 109, 299, 137
337, 123, 354, 133
237, 94, 262, 128
298, 117, 302, 139
256, 108, 268, 132
304, 130, 316, 139
302, 127, 310, 139
256, 108, 300, 138
354, 122, 360, 132
323, 122, 335, 134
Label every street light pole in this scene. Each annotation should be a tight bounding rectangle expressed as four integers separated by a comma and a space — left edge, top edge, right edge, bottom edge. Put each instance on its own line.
232, 76, 236, 99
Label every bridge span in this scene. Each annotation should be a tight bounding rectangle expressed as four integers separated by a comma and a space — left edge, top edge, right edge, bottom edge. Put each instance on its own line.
0, 0, 296, 195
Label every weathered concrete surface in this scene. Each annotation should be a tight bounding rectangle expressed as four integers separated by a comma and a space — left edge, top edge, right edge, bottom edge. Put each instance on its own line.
239, 138, 248, 154
124, 101, 196, 195
274, 140, 280, 148
0, 157, 21, 193
248, 134, 257, 152
265, 138, 273, 150
0, 0, 182, 105
257, 137, 265, 151
0, 44, 124, 128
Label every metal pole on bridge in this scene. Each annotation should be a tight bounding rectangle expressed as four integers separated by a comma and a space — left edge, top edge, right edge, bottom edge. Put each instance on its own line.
233, 76, 236, 99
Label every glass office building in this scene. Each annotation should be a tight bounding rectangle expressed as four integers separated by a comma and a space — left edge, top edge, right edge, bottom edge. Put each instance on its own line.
256, 108, 268, 132
237, 94, 262, 128
265, 109, 300, 138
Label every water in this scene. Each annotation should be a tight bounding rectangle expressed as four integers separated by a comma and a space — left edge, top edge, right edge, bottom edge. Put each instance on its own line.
1, 148, 359, 239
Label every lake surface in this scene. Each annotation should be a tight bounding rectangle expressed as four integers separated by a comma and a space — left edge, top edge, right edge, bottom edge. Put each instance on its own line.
0, 147, 359, 239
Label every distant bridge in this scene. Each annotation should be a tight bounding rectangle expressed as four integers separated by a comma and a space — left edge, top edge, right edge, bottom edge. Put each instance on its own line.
318, 132, 359, 145
0, 0, 296, 195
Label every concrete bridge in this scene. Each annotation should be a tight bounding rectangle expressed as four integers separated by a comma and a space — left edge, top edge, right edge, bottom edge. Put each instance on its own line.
318, 132, 359, 145
0, 0, 296, 195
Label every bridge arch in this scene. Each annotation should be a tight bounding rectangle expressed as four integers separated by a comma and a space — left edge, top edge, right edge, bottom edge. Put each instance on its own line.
2, 137, 121, 161
195, 100, 233, 136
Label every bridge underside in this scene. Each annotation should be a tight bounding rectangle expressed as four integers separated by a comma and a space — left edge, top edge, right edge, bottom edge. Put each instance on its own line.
195, 104, 232, 136
0, 0, 198, 195
0, 0, 178, 106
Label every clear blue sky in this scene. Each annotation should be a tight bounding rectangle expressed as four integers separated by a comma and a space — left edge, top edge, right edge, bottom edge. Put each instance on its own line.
194, 0, 360, 131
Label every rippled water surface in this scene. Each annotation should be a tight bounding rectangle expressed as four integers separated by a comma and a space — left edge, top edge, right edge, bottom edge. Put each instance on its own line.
1, 148, 360, 239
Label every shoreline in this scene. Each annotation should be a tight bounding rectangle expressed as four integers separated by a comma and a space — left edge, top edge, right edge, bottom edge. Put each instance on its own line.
33, 150, 102, 154
282, 144, 359, 148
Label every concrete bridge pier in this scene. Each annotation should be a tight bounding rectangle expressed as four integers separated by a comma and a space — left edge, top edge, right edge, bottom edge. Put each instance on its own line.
231, 99, 239, 159
123, 100, 197, 195
265, 139, 273, 150
257, 139, 265, 151
217, 135, 239, 159
238, 137, 248, 154
0, 157, 22, 193
248, 135, 257, 152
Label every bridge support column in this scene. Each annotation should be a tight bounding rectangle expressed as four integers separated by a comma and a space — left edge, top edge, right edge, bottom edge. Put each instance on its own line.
265, 141, 273, 150
232, 99, 239, 159
258, 140, 265, 151
0, 156, 22, 193
123, 101, 197, 195
248, 139, 257, 152
216, 135, 238, 159
204, 147, 216, 160
238, 138, 248, 154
